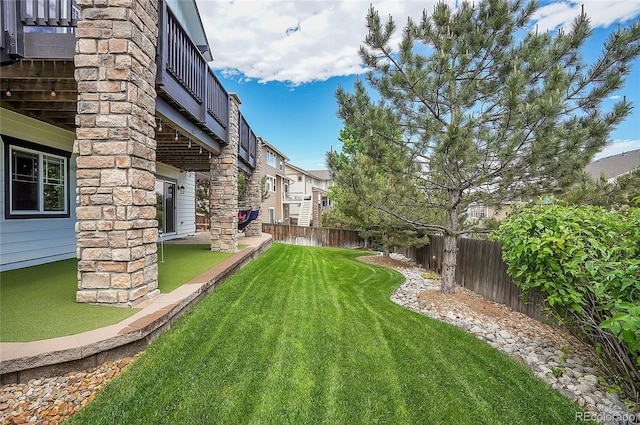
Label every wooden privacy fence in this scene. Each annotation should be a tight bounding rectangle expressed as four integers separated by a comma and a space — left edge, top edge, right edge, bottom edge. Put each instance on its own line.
400, 235, 544, 320
262, 224, 363, 249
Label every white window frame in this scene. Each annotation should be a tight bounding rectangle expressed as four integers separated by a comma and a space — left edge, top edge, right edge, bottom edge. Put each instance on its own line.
266, 175, 276, 192
469, 205, 488, 219
266, 149, 277, 167
5, 140, 70, 218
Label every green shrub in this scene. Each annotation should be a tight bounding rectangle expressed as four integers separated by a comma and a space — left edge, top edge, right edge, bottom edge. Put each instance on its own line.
492, 201, 640, 405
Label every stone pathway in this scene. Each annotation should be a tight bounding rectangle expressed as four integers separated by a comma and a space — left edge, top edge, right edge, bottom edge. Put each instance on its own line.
385, 253, 638, 425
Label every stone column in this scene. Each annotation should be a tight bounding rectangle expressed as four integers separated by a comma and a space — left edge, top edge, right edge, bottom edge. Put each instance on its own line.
74, 0, 159, 306
244, 137, 263, 237
209, 93, 240, 252
312, 188, 322, 228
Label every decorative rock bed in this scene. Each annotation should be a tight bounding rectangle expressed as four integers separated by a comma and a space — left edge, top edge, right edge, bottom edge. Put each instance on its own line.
383, 253, 637, 425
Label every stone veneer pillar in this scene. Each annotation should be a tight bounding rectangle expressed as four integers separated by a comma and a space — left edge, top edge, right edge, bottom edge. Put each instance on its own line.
244, 137, 263, 237
74, 0, 159, 306
209, 93, 240, 252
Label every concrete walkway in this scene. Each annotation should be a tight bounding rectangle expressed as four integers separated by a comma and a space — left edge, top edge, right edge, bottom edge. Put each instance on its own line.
0, 232, 272, 384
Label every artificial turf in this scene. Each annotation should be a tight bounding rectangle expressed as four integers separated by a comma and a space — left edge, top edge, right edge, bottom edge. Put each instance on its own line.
0, 244, 237, 342
67, 243, 581, 424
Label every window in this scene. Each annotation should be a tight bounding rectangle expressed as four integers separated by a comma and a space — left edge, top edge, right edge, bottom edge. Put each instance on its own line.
266, 150, 277, 167
468, 205, 488, 219
266, 175, 276, 192
4, 136, 70, 218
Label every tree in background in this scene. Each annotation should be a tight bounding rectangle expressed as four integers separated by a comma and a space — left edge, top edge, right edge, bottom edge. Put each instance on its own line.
326, 126, 430, 257
560, 169, 640, 208
336, 0, 640, 293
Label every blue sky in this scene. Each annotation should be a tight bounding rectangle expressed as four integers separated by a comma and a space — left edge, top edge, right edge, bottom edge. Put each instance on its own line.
197, 1, 640, 171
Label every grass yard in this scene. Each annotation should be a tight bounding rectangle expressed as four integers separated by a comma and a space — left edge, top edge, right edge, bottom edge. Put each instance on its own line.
156, 244, 238, 293
67, 243, 581, 424
0, 244, 236, 342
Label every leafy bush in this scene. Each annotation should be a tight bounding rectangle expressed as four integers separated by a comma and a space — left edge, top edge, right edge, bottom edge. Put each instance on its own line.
492, 202, 640, 405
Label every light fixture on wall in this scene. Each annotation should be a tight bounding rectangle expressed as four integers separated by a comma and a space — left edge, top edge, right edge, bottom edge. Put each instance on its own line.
50, 81, 56, 97
199, 145, 203, 154
5, 83, 11, 97
188, 139, 192, 149
178, 185, 185, 195
175, 130, 179, 141
157, 119, 163, 132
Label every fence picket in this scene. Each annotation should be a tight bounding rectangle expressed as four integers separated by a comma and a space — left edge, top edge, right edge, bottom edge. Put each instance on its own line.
400, 235, 544, 320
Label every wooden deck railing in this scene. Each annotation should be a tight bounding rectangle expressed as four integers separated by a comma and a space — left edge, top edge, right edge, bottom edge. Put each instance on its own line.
0, 0, 77, 61
238, 112, 257, 168
1, 0, 260, 170
157, 2, 231, 144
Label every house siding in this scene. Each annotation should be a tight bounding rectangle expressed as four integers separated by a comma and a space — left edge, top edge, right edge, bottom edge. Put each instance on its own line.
0, 109, 77, 271
0, 109, 199, 271
260, 144, 287, 223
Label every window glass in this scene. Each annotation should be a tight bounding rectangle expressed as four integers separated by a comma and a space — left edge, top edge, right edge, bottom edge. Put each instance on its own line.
11, 150, 39, 211
5, 140, 69, 218
266, 150, 277, 167
43, 155, 65, 211
266, 176, 276, 192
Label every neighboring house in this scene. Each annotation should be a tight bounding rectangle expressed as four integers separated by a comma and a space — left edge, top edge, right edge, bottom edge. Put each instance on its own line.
260, 140, 291, 224
285, 164, 332, 227
307, 169, 334, 221
465, 149, 640, 226
0, 0, 262, 306
585, 149, 640, 183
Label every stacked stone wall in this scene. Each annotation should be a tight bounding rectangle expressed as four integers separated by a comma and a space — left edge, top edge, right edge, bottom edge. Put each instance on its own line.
209, 93, 240, 252
74, 0, 159, 306
244, 138, 263, 237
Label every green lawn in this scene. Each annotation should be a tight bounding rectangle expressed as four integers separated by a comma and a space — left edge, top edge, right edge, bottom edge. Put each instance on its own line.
67, 243, 580, 425
0, 244, 236, 342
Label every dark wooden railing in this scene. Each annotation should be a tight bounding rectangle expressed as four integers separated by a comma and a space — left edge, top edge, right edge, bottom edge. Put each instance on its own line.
156, 1, 231, 144
238, 112, 257, 168
19, 0, 77, 26
0, 0, 77, 61
1, 0, 260, 170
206, 67, 229, 130
156, 0, 258, 167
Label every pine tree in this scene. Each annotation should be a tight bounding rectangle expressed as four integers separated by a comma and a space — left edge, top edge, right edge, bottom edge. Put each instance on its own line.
327, 126, 431, 257
336, 0, 640, 293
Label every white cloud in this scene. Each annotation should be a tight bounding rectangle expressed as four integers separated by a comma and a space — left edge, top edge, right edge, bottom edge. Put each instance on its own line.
533, 1, 640, 32
197, 0, 435, 85
197, 0, 640, 85
594, 139, 640, 160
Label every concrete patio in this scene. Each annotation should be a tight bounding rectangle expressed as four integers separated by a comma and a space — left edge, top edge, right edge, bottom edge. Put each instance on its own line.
0, 233, 272, 384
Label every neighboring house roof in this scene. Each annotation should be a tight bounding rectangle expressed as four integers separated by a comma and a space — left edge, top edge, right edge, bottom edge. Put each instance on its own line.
262, 139, 290, 161
307, 170, 332, 181
286, 164, 329, 181
585, 149, 640, 181
285, 163, 308, 175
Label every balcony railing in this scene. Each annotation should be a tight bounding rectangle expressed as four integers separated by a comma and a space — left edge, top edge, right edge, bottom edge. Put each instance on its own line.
157, 1, 230, 144
283, 193, 312, 202
238, 112, 257, 168
0, 0, 77, 61
1, 0, 260, 170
